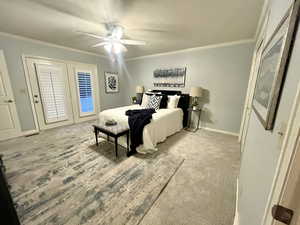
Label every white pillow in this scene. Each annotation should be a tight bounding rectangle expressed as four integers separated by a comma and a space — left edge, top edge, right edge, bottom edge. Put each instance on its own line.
141, 94, 150, 107
167, 95, 181, 109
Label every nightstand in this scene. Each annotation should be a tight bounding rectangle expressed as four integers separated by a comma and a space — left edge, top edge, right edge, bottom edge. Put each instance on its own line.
186, 108, 202, 132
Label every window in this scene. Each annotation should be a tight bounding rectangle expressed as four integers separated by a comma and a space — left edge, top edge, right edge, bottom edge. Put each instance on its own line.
76, 71, 95, 116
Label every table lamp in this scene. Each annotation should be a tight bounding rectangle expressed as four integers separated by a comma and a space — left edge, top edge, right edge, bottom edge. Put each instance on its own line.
135, 85, 144, 104
190, 87, 203, 110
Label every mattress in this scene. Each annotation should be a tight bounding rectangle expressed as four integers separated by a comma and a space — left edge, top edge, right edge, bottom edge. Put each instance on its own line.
98, 105, 183, 153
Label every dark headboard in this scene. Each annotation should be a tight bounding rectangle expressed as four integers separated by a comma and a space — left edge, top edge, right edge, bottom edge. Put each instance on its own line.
151, 90, 190, 127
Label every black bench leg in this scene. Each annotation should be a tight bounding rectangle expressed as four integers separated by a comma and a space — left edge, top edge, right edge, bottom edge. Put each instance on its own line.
115, 137, 118, 157
126, 132, 129, 156
94, 127, 99, 146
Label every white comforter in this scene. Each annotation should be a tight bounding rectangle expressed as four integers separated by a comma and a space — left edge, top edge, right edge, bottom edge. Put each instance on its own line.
98, 105, 183, 154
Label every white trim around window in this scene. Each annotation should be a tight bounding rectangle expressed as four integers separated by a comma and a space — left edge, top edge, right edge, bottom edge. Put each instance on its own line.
68, 63, 100, 123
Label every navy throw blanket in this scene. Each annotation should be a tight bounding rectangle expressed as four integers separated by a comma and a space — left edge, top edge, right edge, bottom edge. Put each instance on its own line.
125, 108, 156, 153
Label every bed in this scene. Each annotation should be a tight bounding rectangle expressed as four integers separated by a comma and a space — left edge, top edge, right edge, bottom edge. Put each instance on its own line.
98, 90, 190, 154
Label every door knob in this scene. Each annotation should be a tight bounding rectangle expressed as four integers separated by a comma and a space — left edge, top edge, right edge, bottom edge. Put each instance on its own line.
272, 204, 293, 224
4, 99, 13, 103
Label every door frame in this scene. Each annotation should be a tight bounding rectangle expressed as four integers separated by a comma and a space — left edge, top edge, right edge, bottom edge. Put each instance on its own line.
26, 58, 75, 130
262, 77, 300, 225
0, 49, 22, 140
239, 39, 264, 147
22, 54, 100, 132
239, 12, 269, 150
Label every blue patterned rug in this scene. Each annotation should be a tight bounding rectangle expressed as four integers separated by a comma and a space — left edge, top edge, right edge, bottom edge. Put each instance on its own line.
0, 122, 183, 225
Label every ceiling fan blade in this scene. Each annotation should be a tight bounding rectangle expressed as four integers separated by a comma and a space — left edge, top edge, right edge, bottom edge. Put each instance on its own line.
76, 31, 108, 40
92, 42, 108, 47
122, 45, 128, 52
120, 39, 146, 45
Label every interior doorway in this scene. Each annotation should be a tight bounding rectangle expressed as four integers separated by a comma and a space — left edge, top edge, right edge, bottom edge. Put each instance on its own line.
0, 50, 21, 141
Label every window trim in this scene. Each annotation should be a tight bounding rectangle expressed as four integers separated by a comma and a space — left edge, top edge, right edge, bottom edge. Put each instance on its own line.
75, 69, 96, 117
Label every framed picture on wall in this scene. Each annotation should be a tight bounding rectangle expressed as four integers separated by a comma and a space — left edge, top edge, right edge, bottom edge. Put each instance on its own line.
252, 2, 300, 130
104, 72, 119, 93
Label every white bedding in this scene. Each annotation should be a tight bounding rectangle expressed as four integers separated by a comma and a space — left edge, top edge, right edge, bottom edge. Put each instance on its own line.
98, 105, 183, 154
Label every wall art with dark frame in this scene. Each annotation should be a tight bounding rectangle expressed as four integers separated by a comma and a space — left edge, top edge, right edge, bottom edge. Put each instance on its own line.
104, 72, 119, 93
153, 67, 186, 87
252, 1, 300, 130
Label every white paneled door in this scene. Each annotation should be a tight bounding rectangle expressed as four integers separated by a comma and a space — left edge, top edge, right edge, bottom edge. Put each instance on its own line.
0, 50, 21, 141
26, 58, 74, 130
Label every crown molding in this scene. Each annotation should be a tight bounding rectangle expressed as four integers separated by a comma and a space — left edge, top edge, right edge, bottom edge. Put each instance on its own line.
0, 32, 256, 62
0, 32, 108, 59
125, 39, 255, 61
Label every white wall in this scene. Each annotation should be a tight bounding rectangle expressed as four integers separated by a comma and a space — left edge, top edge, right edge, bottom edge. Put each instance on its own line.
0, 34, 127, 131
238, 0, 300, 224
123, 42, 254, 134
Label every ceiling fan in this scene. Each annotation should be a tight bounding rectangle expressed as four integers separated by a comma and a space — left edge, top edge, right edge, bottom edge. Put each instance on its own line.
78, 25, 146, 54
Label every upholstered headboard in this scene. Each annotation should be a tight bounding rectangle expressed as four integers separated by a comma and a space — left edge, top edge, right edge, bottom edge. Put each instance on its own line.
151, 90, 190, 127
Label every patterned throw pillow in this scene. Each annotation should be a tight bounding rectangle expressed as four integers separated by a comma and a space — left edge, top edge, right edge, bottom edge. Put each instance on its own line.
146, 95, 162, 110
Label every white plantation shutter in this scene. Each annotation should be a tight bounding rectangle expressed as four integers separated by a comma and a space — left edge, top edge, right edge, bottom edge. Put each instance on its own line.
35, 64, 68, 123
76, 71, 95, 116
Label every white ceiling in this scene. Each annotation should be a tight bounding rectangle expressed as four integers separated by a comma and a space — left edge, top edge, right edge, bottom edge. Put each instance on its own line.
0, 0, 265, 58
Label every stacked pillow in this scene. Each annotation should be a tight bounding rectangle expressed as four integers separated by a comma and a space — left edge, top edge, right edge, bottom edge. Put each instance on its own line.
145, 95, 162, 110
140, 92, 181, 110
141, 94, 150, 107
167, 95, 181, 109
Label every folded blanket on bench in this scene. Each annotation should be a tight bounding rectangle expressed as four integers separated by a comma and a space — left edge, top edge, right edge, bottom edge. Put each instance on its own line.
125, 108, 156, 153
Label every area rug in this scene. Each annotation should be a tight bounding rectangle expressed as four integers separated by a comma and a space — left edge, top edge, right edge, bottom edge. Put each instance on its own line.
0, 122, 184, 225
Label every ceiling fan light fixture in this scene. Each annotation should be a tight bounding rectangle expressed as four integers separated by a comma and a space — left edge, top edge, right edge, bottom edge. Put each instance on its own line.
113, 43, 125, 54
79, 24, 145, 55
104, 42, 126, 54
104, 43, 113, 52
112, 26, 124, 39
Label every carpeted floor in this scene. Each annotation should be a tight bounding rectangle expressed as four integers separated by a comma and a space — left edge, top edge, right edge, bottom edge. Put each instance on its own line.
0, 121, 240, 225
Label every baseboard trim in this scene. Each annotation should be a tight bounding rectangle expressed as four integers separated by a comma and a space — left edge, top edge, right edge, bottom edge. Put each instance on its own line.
22, 130, 39, 137
0, 129, 39, 142
234, 178, 239, 225
200, 127, 239, 137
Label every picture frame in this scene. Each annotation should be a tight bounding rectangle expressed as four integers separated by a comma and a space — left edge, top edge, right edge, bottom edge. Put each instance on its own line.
153, 67, 186, 88
104, 72, 119, 93
252, 2, 300, 130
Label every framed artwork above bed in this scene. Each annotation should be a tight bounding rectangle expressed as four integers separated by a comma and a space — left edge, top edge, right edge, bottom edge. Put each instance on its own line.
252, 2, 299, 130
153, 67, 186, 87
105, 72, 119, 93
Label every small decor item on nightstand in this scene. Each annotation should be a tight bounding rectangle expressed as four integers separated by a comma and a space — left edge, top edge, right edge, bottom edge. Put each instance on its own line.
190, 87, 203, 110
105, 119, 117, 126
131, 96, 137, 104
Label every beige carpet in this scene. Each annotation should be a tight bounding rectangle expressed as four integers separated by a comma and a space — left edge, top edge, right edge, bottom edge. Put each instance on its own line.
140, 129, 240, 225
0, 122, 240, 225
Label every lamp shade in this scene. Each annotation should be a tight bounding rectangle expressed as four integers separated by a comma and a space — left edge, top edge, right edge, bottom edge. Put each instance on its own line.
136, 85, 144, 93
189, 87, 203, 97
